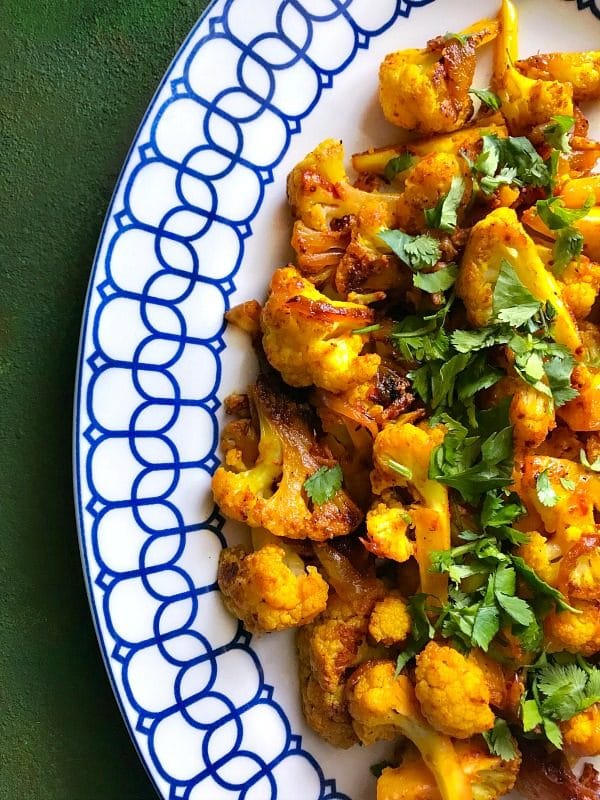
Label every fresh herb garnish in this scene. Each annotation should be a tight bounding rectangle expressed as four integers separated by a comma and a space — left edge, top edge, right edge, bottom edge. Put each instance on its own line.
424, 176, 465, 232
536, 195, 593, 230
303, 464, 343, 504
384, 153, 416, 182
443, 31, 472, 45
413, 264, 459, 294
470, 134, 551, 195
469, 88, 502, 111
379, 229, 441, 271
353, 323, 382, 335
543, 114, 576, 154
483, 718, 517, 761
536, 469, 559, 507
580, 448, 600, 472
553, 227, 584, 275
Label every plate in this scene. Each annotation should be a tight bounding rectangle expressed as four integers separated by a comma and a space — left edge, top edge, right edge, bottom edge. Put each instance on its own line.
74, 1, 600, 798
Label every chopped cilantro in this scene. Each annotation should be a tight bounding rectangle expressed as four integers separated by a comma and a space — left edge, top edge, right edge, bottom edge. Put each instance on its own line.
303, 464, 343, 505
352, 323, 381, 335
580, 448, 600, 472
543, 114, 576, 154
424, 176, 465, 232
386, 458, 413, 480
536, 469, 559, 507
384, 153, 416, 182
472, 134, 551, 194
483, 718, 517, 762
553, 227, 584, 275
493, 260, 541, 326
560, 477, 576, 491
413, 263, 458, 294
379, 229, 441, 271
469, 88, 502, 111
443, 31, 472, 45
536, 195, 593, 230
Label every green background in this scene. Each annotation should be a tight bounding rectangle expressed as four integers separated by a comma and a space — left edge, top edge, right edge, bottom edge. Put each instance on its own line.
1, 2, 208, 797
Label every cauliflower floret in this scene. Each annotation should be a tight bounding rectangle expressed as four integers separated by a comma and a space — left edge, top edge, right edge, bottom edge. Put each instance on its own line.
515, 531, 561, 587
394, 152, 472, 235
368, 420, 450, 600
558, 365, 600, 432
561, 534, 600, 600
489, 376, 555, 450
544, 599, 600, 656
365, 502, 415, 563
368, 594, 412, 647
347, 660, 473, 800
517, 454, 600, 544
492, 0, 573, 135
217, 532, 328, 633
561, 704, 600, 757
517, 51, 600, 103
414, 642, 495, 739
261, 267, 381, 393
377, 739, 520, 800
378, 20, 498, 134
456, 207, 582, 354
212, 376, 362, 540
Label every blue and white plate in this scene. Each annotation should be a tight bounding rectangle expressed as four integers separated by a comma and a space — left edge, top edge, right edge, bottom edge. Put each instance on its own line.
74, 1, 600, 797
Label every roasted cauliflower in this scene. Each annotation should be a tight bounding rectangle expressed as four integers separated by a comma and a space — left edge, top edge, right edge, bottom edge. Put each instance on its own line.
379, 20, 498, 134
561, 704, 600, 757
212, 376, 362, 540
544, 599, 600, 656
414, 642, 495, 739
517, 51, 600, 103
217, 530, 328, 633
368, 594, 412, 647
261, 267, 381, 393
347, 660, 473, 800
377, 739, 520, 800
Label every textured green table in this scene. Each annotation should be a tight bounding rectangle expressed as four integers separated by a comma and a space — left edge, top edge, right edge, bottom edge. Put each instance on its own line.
0, 2, 208, 797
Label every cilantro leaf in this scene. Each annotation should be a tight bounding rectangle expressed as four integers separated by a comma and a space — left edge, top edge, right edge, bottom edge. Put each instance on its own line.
543, 114, 575, 153
384, 153, 416, 182
536, 468, 559, 507
560, 477, 576, 491
424, 176, 465, 232
521, 698, 543, 732
386, 458, 413, 479
536, 195, 593, 230
474, 134, 551, 191
303, 464, 343, 505
483, 718, 517, 762
443, 31, 472, 45
451, 326, 510, 353
379, 229, 441, 271
472, 603, 501, 651
512, 555, 578, 613
580, 448, 600, 472
353, 323, 381, 335
469, 88, 502, 111
493, 260, 541, 326
413, 264, 458, 294
543, 351, 578, 407
553, 227, 584, 275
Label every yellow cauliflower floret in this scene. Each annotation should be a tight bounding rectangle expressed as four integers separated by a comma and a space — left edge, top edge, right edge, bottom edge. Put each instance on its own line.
492, 0, 573, 135
456, 207, 581, 354
544, 599, 600, 656
515, 531, 561, 587
558, 365, 600, 432
517, 51, 600, 103
217, 536, 328, 633
261, 266, 380, 393
347, 660, 473, 800
377, 739, 520, 800
378, 20, 498, 134
564, 535, 600, 601
561, 704, 600, 757
212, 377, 362, 541
395, 152, 471, 234
365, 503, 415, 563
562, 282, 598, 322
370, 420, 450, 600
490, 376, 555, 450
368, 594, 411, 647
415, 642, 495, 739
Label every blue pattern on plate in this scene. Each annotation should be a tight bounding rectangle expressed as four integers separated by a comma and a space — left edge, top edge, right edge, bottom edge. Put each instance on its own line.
74, 1, 594, 798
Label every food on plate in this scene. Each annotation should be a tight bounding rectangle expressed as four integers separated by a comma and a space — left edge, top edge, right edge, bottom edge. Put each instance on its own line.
214, 1, 600, 797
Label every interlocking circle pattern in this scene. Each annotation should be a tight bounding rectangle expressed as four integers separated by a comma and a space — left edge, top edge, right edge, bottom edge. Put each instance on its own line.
74, 1, 597, 798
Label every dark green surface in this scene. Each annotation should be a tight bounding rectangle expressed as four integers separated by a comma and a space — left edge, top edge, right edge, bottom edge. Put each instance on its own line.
0, 2, 208, 797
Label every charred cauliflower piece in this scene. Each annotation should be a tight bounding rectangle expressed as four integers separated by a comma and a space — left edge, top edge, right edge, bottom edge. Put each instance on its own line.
217, 530, 328, 633
347, 660, 474, 800
492, 0, 573, 135
368, 420, 450, 600
414, 642, 495, 739
377, 739, 520, 800
261, 267, 381, 393
517, 51, 600, 103
379, 20, 498, 134
456, 207, 581, 353
561, 704, 600, 757
544, 599, 600, 656
212, 377, 362, 540
488, 376, 555, 450
558, 365, 600, 431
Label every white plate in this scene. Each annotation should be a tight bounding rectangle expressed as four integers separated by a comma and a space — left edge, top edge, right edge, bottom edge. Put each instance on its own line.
74, 1, 600, 797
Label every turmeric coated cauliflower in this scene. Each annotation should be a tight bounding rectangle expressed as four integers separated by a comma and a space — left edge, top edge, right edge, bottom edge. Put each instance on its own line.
212, 376, 362, 540
368, 420, 450, 600
492, 0, 573, 136
544, 599, 600, 656
456, 207, 582, 354
488, 376, 555, 450
377, 739, 520, 800
368, 594, 412, 647
217, 531, 328, 633
414, 642, 495, 739
347, 660, 474, 800
517, 51, 600, 103
379, 20, 498, 134
261, 267, 381, 393
561, 704, 600, 757
558, 365, 600, 431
